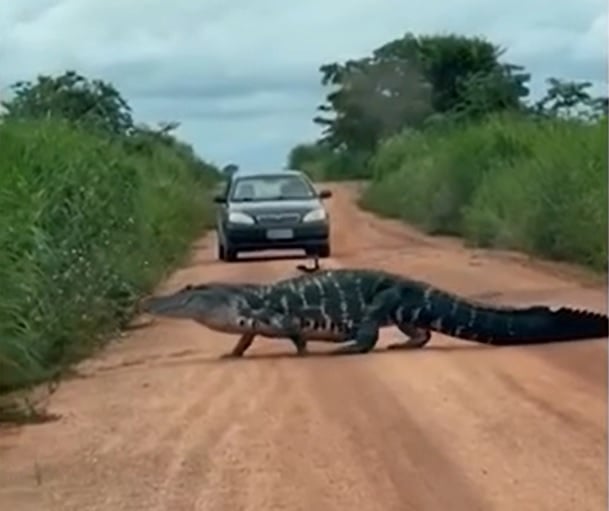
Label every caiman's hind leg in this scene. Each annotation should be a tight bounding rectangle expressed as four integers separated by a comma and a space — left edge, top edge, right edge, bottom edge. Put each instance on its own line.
330, 287, 402, 356
329, 320, 380, 355
387, 323, 432, 350
220, 332, 256, 359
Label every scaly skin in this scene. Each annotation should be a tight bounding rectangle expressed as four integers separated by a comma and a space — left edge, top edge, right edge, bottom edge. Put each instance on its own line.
255, 268, 607, 355
139, 274, 430, 357
140, 268, 608, 357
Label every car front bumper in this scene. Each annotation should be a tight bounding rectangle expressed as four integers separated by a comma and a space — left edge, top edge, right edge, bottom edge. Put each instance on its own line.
224, 221, 329, 252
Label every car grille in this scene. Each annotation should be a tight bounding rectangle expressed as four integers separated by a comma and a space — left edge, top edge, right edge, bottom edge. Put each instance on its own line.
255, 213, 301, 225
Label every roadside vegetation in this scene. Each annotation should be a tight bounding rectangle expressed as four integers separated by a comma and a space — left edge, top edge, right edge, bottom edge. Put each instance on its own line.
287, 32, 608, 271
0, 71, 220, 402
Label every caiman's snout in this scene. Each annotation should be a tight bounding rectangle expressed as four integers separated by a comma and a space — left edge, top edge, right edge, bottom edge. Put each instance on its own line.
136, 285, 242, 328
137, 292, 170, 313
137, 293, 191, 317
137, 296, 155, 314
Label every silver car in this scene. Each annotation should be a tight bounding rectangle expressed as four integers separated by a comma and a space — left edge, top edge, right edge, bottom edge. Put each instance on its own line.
213, 169, 332, 262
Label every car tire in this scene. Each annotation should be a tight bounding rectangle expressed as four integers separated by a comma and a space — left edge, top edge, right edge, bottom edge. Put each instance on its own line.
224, 244, 238, 262
317, 243, 331, 258
217, 241, 226, 261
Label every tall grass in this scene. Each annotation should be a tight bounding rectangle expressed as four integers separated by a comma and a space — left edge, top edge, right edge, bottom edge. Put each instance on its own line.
0, 118, 218, 391
360, 113, 608, 270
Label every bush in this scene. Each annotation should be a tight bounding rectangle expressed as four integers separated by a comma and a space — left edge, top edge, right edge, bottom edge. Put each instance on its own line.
0, 118, 218, 390
360, 113, 607, 270
303, 150, 372, 182
287, 143, 373, 182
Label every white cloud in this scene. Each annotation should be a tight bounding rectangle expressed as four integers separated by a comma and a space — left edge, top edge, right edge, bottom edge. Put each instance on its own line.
0, 0, 606, 169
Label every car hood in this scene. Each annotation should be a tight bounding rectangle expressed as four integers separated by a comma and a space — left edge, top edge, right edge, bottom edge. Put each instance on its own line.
228, 198, 322, 214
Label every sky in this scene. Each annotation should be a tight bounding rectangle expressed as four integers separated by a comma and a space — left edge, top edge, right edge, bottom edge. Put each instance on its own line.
0, 0, 606, 171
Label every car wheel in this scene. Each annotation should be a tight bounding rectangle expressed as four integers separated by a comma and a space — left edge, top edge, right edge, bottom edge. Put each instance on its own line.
317, 243, 331, 258
224, 244, 238, 262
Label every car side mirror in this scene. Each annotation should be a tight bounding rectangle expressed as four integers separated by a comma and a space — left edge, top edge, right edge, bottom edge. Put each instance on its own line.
213, 195, 226, 204
318, 189, 332, 199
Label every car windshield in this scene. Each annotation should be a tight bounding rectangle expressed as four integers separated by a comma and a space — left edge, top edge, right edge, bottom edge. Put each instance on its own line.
230, 174, 316, 202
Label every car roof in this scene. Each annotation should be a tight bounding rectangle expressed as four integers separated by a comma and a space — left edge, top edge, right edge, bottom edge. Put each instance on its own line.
231, 168, 306, 180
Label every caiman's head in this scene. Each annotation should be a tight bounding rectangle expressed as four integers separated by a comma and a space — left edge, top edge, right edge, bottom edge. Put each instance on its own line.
139, 283, 255, 334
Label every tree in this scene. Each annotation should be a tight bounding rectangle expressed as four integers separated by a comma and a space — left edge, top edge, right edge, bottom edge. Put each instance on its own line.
314, 55, 433, 153
449, 63, 530, 121
313, 32, 530, 155
534, 78, 608, 121
373, 33, 529, 115
1, 70, 134, 135
286, 142, 334, 169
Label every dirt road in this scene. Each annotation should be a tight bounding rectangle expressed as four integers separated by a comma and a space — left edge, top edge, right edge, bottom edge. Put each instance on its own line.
1, 183, 606, 511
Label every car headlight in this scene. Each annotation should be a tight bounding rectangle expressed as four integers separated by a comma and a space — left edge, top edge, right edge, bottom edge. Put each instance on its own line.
302, 208, 327, 222
228, 211, 255, 225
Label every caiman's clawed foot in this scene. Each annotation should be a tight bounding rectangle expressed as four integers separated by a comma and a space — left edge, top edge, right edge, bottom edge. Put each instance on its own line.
220, 333, 255, 360
295, 346, 309, 357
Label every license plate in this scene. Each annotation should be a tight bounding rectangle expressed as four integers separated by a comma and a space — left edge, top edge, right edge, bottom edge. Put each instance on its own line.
266, 228, 293, 240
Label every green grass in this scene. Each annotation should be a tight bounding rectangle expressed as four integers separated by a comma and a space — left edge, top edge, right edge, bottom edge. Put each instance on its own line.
360, 113, 608, 271
0, 118, 218, 392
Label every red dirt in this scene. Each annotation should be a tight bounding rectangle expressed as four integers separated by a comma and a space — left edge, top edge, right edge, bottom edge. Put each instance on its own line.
1, 182, 606, 511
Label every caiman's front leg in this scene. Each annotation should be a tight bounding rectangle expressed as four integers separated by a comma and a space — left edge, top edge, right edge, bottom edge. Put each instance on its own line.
264, 316, 310, 356
248, 307, 311, 357
220, 332, 256, 358
288, 334, 309, 356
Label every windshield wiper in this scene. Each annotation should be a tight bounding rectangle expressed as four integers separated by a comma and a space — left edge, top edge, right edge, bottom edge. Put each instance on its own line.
265, 195, 310, 201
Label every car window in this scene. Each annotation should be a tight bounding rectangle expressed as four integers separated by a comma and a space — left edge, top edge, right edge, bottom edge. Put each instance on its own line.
230, 175, 315, 202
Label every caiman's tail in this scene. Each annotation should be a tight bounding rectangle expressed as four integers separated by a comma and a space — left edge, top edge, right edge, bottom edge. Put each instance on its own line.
402, 287, 608, 345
